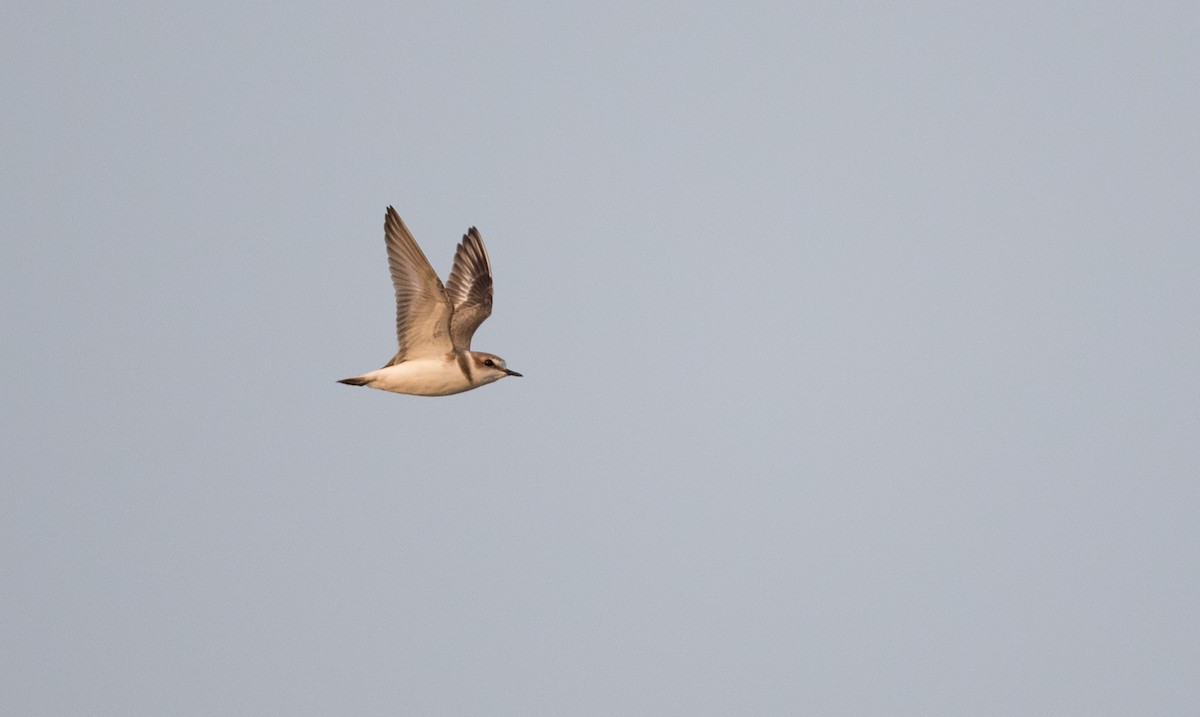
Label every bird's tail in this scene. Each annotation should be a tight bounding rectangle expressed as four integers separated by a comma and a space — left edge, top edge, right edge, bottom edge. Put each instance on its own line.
337, 376, 369, 386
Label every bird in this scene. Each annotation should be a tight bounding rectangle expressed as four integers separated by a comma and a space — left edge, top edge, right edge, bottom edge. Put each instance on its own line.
338, 206, 522, 396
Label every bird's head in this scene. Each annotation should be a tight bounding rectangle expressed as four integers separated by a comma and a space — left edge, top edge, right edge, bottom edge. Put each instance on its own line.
472, 352, 522, 383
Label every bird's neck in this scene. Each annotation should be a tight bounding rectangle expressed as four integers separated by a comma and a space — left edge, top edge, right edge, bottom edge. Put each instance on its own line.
454, 350, 476, 385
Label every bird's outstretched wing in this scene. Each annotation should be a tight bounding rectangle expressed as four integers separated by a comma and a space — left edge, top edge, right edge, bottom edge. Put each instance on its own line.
445, 227, 494, 350
384, 207, 454, 364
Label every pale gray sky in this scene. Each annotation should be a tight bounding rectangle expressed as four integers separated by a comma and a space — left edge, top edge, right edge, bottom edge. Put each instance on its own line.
3, 2, 1199, 715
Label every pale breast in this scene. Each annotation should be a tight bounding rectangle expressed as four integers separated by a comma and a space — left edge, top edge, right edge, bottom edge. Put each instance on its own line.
367, 356, 473, 396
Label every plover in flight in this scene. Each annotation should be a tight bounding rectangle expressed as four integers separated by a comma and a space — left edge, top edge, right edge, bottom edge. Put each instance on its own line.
338, 206, 521, 396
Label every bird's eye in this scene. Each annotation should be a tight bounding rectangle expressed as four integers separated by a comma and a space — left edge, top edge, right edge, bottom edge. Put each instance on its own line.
484, 359, 495, 367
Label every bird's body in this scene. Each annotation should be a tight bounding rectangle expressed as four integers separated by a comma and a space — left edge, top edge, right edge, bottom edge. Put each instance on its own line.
338, 207, 521, 396
340, 352, 509, 396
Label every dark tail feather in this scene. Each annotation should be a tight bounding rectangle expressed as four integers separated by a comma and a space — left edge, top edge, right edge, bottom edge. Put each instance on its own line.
337, 376, 369, 386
